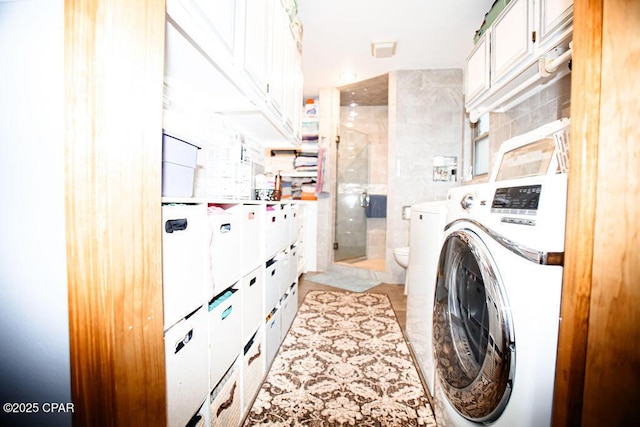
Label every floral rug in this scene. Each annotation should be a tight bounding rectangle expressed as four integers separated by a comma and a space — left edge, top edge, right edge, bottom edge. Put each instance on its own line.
244, 291, 437, 426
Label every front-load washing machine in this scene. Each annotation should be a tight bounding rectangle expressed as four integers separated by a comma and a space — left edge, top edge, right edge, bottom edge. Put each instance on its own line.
405, 200, 447, 397
432, 119, 570, 426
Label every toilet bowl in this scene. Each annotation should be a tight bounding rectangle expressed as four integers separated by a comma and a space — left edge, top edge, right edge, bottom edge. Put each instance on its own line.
393, 246, 410, 269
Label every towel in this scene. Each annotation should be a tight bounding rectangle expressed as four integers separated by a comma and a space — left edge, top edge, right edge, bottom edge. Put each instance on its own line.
365, 195, 387, 218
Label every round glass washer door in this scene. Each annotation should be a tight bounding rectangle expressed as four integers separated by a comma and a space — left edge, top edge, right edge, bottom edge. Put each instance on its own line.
433, 229, 515, 423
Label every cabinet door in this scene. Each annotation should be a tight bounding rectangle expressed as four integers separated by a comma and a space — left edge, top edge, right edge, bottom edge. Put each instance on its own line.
243, 0, 269, 95
269, 2, 287, 117
536, 0, 573, 52
465, 32, 490, 103
195, 0, 238, 56
491, 0, 534, 84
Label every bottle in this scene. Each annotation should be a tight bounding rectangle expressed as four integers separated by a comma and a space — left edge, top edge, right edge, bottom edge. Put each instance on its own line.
273, 171, 282, 201
304, 98, 318, 120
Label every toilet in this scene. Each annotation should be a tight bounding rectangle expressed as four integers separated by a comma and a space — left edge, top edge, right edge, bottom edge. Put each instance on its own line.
393, 246, 410, 269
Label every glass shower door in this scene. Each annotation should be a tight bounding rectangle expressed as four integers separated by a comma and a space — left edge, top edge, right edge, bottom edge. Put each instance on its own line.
334, 127, 369, 262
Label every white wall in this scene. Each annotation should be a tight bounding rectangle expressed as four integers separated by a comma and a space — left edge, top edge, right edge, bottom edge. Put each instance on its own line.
0, 1, 71, 425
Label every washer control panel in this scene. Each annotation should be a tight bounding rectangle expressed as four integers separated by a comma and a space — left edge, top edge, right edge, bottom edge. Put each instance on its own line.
491, 185, 542, 217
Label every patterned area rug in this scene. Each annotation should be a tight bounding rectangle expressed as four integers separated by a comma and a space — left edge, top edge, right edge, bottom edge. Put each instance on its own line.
244, 291, 437, 426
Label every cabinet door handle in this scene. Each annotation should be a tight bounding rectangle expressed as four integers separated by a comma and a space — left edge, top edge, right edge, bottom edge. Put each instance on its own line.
174, 329, 193, 354
221, 305, 233, 320
165, 218, 188, 233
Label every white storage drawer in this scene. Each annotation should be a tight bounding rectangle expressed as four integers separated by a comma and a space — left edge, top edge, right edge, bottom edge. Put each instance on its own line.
278, 205, 290, 252
162, 204, 208, 330
264, 205, 281, 258
208, 284, 242, 390
242, 204, 263, 274
210, 358, 241, 427
242, 328, 265, 412
289, 204, 301, 246
289, 244, 299, 283
165, 307, 208, 427
264, 257, 281, 314
207, 205, 242, 296
278, 249, 291, 296
241, 266, 264, 343
265, 306, 282, 369
281, 282, 298, 336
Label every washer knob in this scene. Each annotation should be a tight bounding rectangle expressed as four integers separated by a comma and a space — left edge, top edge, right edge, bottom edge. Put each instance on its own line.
460, 193, 475, 210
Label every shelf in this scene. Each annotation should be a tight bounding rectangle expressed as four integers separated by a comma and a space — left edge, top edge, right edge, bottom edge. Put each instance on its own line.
281, 171, 317, 178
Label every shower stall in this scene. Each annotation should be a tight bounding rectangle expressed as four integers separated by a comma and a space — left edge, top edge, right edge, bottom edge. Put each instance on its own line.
334, 126, 370, 263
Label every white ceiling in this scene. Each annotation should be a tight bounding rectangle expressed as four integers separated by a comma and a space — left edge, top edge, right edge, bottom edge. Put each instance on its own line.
297, 0, 495, 100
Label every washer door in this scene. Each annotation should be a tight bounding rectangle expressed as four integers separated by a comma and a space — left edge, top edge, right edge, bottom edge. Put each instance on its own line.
433, 229, 515, 423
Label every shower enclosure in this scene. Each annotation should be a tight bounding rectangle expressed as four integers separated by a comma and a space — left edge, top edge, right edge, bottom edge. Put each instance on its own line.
334, 127, 369, 262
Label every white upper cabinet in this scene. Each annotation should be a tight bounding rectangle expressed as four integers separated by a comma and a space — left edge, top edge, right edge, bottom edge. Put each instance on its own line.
535, 0, 574, 52
465, 32, 491, 103
491, 0, 533, 84
243, 0, 269, 96
465, 0, 574, 121
164, 0, 303, 145
268, 2, 289, 117
194, 0, 239, 57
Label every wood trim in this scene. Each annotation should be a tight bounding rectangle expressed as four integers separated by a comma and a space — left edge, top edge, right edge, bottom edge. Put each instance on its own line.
552, 0, 602, 425
581, 0, 640, 425
65, 1, 166, 425
555, 1, 640, 425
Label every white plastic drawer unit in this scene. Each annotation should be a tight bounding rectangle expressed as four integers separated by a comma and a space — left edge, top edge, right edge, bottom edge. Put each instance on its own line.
241, 266, 264, 344
289, 244, 299, 283
289, 204, 301, 246
164, 306, 208, 427
241, 204, 263, 275
278, 204, 291, 252
242, 328, 264, 413
264, 256, 282, 314
208, 283, 242, 390
278, 249, 291, 296
209, 359, 241, 427
265, 306, 282, 369
281, 282, 298, 336
207, 204, 242, 297
264, 204, 281, 258
162, 203, 208, 330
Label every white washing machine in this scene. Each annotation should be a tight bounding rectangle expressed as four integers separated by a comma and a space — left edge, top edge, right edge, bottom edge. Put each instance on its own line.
405, 200, 447, 396
432, 119, 570, 426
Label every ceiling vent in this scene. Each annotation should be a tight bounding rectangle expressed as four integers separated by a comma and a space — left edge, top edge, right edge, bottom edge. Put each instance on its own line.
371, 41, 397, 59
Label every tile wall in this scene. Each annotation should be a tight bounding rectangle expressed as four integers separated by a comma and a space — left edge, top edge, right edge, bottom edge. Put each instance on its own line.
465, 74, 572, 184
387, 69, 466, 283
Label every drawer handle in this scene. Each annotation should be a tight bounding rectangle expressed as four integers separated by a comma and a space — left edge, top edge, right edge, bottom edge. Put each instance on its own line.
165, 218, 187, 233
271, 269, 276, 277
174, 329, 193, 354
219, 223, 231, 233
221, 306, 233, 320
216, 382, 237, 417
271, 217, 276, 223
249, 277, 257, 286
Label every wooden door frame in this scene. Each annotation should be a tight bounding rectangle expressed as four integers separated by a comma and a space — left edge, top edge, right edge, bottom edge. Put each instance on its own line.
65, 0, 167, 425
554, 0, 640, 425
